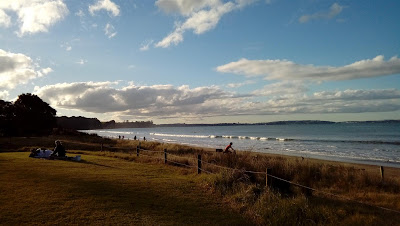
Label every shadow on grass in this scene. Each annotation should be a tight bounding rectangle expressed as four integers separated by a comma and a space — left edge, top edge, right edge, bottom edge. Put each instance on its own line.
43, 162, 249, 225
70, 159, 118, 169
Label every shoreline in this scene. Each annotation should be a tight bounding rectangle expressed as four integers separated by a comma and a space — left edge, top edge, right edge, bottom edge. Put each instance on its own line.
82, 122, 400, 170
142, 139, 400, 179
92, 135, 400, 169
172, 140, 400, 169
99, 136, 400, 180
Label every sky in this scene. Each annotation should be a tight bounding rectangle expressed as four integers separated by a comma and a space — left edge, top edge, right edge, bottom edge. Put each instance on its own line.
1, 0, 400, 124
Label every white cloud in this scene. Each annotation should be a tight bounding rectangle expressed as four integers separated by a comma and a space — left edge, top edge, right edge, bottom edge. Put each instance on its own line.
252, 81, 309, 96
216, 55, 400, 81
38, 67, 53, 77
89, 0, 120, 17
76, 59, 88, 65
262, 89, 400, 114
104, 23, 117, 38
156, 0, 221, 16
227, 80, 256, 88
155, 29, 184, 48
75, 9, 85, 18
225, 89, 400, 116
139, 39, 154, 51
0, 0, 69, 36
299, 3, 344, 23
311, 89, 400, 101
0, 49, 52, 90
155, 0, 255, 48
60, 42, 72, 51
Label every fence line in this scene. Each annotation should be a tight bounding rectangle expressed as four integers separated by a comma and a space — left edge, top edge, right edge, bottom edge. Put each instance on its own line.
139, 149, 164, 153
137, 152, 162, 161
165, 158, 196, 169
132, 146, 400, 215
138, 150, 201, 170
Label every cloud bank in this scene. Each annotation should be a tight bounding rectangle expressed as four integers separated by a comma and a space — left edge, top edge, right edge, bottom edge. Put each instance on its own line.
32, 81, 400, 120
216, 55, 400, 81
89, 0, 120, 17
155, 0, 255, 48
0, 49, 52, 90
34, 82, 236, 119
0, 0, 69, 36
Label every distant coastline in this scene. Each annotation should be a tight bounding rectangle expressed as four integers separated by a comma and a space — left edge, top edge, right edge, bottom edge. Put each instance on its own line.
58, 115, 400, 130
155, 120, 400, 127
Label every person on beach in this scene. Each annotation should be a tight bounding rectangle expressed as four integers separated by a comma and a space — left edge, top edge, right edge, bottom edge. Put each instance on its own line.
224, 142, 235, 154
51, 140, 66, 158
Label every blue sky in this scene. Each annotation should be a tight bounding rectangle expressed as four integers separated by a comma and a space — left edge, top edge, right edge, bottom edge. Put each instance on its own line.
1, 0, 400, 123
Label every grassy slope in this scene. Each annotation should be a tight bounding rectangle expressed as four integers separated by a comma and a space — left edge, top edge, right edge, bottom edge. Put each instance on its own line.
2, 135, 400, 225
0, 152, 250, 225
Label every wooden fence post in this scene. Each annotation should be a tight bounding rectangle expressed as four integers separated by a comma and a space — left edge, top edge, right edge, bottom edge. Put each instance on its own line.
266, 168, 272, 187
164, 149, 167, 164
136, 146, 139, 157
380, 166, 384, 182
198, 155, 202, 174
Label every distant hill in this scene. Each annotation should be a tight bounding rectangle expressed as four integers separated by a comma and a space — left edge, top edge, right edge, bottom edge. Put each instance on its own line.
156, 120, 400, 127
57, 116, 399, 130
57, 116, 102, 130
57, 116, 154, 130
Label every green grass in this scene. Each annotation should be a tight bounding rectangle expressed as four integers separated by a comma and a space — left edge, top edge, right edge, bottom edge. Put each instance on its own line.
0, 152, 250, 225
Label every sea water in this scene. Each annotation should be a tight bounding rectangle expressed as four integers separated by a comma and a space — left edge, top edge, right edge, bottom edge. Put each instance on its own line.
83, 122, 400, 168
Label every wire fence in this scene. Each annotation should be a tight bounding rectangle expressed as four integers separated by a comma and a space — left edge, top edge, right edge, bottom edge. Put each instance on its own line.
100, 144, 400, 215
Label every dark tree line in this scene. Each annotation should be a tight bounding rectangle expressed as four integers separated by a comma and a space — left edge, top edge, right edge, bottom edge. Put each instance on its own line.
103, 120, 154, 129
57, 116, 102, 130
0, 93, 56, 136
1, 93, 155, 136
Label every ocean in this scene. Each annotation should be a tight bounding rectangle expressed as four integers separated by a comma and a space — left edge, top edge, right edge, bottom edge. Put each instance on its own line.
83, 122, 400, 168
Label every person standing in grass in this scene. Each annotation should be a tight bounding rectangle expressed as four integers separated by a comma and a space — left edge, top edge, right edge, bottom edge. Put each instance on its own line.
224, 142, 235, 154
52, 140, 66, 157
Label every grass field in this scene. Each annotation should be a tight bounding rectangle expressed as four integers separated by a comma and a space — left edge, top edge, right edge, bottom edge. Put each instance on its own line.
1, 134, 400, 225
0, 152, 249, 225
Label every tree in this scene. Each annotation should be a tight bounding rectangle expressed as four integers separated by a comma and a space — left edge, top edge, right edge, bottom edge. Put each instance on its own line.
0, 100, 16, 136
12, 93, 57, 136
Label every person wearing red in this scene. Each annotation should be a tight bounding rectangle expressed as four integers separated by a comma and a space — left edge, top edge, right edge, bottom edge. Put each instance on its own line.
224, 142, 235, 154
